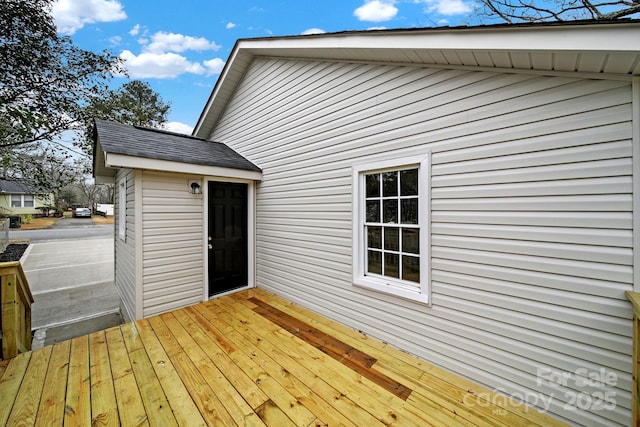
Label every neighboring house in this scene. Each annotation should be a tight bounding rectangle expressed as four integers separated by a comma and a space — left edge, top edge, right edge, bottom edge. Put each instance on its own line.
0, 179, 54, 217
93, 21, 640, 427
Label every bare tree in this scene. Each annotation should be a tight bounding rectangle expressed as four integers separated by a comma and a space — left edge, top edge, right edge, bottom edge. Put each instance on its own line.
476, 0, 640, 22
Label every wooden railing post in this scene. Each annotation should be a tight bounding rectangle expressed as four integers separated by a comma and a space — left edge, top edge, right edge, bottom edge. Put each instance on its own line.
626, 291, 640, 427
0, 261, 34, 360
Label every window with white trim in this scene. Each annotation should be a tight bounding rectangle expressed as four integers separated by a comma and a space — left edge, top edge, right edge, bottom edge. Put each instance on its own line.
352, 154, 430, 303
10, 194, 34, 208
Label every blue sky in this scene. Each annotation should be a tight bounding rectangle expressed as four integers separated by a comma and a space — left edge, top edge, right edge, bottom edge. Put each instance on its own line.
51, 0, 475, 134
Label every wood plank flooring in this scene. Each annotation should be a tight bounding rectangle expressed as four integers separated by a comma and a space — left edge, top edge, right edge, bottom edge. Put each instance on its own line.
0, 288, 568, 426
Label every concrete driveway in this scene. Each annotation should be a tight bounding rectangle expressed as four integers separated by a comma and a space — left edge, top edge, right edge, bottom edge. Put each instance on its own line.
21, 237, 122, 346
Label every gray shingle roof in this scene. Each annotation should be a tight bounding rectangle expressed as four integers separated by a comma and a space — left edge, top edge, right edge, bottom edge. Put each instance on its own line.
0, 179, 40, 194
94, 119, 261, 172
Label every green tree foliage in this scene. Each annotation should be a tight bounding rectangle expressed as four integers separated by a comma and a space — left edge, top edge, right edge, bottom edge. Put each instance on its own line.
476, 0, 640, 22
79, 80, 171, 156
87, 80, 171, 128
0, 0, 122, 194
0, 0, 121, 147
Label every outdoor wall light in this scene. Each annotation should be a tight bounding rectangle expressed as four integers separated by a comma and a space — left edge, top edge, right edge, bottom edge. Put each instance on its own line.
190, 181, 202, 194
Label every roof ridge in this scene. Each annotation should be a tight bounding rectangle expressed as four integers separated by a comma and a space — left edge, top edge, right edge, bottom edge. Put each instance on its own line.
95, 118, 217, 144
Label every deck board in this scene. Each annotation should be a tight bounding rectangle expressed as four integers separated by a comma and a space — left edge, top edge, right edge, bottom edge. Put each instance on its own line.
88, 330, 119, 427
0, 289, 568, 426
136, 318, 206, 427
64, 336, 91, 426
35, 340, 70, 426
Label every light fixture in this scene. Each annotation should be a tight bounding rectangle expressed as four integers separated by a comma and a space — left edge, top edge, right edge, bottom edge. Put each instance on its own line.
190, 181, 202, 194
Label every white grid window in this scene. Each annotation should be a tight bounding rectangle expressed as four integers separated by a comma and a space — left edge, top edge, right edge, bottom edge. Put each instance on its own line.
352, 154, 430, 303
364, 169, 420, 283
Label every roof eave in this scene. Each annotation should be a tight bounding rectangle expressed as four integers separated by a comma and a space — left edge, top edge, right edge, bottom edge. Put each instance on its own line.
105, 152, 263, 181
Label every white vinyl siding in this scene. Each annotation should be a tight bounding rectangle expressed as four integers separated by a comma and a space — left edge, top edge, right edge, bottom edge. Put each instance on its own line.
209, 57, 633, 427
141, 171, 204, 317
114, 168, 137, 322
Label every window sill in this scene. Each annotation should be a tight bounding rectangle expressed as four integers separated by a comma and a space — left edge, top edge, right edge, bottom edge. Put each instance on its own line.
353, 277, 430, 305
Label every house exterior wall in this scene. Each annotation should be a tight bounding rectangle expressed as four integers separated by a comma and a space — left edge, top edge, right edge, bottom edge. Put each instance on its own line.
140, 170, 204, 317
0, 193, 54, 216
208, 57, 634, 427
114, 168, 137, 322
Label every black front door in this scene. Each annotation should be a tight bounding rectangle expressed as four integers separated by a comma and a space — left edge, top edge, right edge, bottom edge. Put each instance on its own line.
208, 181, 248, 297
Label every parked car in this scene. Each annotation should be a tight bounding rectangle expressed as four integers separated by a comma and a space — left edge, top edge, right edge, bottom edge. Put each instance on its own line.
72, 207, 92, 218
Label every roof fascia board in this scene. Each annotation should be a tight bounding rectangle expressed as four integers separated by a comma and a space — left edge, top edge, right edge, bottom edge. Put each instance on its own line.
93, 138, 107, 178
193, 40, 243, 137
105, 152, 263, 181
238, 23, 640, 53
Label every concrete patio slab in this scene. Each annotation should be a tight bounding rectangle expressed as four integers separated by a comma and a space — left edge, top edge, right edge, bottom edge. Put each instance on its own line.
21, 238, 122, 346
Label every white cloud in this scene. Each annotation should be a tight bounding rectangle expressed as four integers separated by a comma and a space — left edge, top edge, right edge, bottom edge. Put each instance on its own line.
420, 0, 473, 15
52, 0, 126, 35
109, 35, 122, 46
203, 58, 226, 76
226, 22, 236, 29
162, 122, 194, 135
301, 28, 326, 35
119, 31, 225, 79
143, 32, 221, 54
129, 24, 141, 36
354, 0, 398, 22
120, 50, 206, 79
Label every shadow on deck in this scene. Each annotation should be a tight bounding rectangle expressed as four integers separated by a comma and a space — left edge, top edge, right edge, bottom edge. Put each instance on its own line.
0, 288, 567, 426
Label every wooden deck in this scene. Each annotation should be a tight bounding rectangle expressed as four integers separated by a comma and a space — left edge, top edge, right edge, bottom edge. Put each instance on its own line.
0, 288, 567, 426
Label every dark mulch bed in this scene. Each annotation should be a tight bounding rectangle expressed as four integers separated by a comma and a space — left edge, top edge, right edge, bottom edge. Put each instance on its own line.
0, 244, 28, 262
